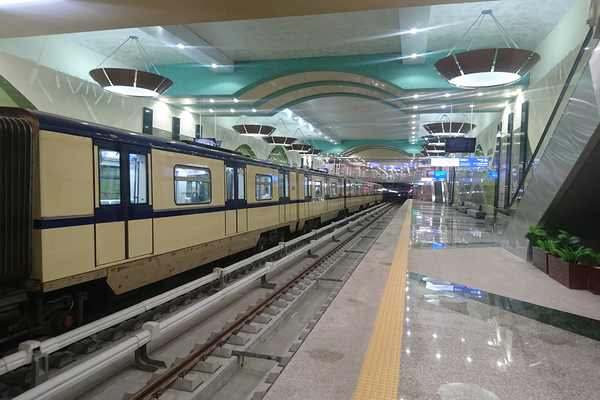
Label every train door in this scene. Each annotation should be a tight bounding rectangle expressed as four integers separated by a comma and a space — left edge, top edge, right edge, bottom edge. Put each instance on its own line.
278, 170, 291, 223
225, 163, 248, 235
303, 173, 312, 223
94, 141, 153, 265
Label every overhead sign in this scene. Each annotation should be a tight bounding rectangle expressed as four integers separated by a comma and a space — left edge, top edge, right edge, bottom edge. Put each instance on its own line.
459, 157, 489, 167
367, 162, 380, 168
430, 157, 489, 168
433, 171, 447, 179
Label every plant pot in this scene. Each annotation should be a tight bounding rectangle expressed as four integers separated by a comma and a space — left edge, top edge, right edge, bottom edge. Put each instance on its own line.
531, 246, 548, 273
547, 254, 589, 289
589, 266, 600, 295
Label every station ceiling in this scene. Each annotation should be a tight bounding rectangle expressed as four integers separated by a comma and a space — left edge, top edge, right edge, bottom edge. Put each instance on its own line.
0, 0, 581, 159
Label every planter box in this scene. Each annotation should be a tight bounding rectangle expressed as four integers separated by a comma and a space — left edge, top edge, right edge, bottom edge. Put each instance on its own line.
547, 254, 589, 289
531, 246, 548, 273
589, 267, 600, 295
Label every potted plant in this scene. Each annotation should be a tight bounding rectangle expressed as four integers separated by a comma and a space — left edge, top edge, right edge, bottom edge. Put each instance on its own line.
588, 251, 600, 295
546, 237, 592, 289
525, 226, 549, 272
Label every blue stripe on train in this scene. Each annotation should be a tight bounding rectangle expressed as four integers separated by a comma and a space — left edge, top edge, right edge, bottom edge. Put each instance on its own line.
32, 197, 358, 229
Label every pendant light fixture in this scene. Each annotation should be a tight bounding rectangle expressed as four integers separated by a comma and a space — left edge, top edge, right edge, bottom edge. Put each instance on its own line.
434, 10, 540, 89
89, 36, 173, 98
232, 124, 276, 136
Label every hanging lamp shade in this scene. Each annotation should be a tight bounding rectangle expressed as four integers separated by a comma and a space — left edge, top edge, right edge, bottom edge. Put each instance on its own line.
433, 10, 540, 89
262, 136, 297, 145
232, 124, 276, 137
89, 36, 173, 98
306, 148, 323, 155
422, 135, 446, 146
89, 68, 173, 97
423, 121, 475, 136
289, 144, 313, 153
434, 48, 540, 89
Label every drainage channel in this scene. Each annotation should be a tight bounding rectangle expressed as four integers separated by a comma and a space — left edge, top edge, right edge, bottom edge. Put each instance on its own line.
120, 205, 397, 400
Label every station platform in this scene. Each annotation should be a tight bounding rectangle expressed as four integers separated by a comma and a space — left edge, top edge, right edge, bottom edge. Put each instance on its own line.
263, 200, 600, 400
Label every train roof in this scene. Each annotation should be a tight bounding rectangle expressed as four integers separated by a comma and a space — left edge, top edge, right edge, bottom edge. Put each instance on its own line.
1, 107, 381, 185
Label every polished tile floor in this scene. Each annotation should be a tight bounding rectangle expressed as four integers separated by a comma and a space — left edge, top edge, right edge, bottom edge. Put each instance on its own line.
403, 201, 600, 400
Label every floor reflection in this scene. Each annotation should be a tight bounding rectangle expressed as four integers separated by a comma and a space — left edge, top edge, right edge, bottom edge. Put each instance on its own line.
409, 202, 497, 249
399, 271, 600, 400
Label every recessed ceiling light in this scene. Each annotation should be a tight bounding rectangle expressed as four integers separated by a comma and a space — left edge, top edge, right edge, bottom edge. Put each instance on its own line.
177, 44, 185, 50
410, 28, 419, 35
211, 63, 218, 69
233, 98, 239, 103
410, 53, 418, 59
469, 104, 475, 108
440, 105, 447, 109
413, 105, 418, 109
444, 93, 450, 97
477, 92, 484, 96
412, 115, 416, 118
209, 109, 214, 113
230, 108, 235, 113
413, 94, 419, 99
252, 108, 257, 113
209, 98, 215, 103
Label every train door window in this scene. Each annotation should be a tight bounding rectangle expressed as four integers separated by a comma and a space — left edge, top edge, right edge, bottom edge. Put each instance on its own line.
98, 149, 121, 206
324, 179, 330, 197
314, 180, 323, 198
350, 182, 357, 196
129, 153, 148, 204
226, 167, 235, 200
256, 174, 272, 200
279, 172, 290, 198
174, 166, 211, 204
330, 179, 337, 197
237, 168, 245, 200
304, 175, 311, 198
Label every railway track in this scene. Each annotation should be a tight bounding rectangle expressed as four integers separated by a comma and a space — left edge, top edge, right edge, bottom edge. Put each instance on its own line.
2, 203, 395, 400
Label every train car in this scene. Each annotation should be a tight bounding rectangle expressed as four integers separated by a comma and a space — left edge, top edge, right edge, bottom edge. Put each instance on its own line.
0, 107, 381, 334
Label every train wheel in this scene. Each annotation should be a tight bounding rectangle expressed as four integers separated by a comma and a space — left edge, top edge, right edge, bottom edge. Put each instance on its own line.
256, 236, 268, 252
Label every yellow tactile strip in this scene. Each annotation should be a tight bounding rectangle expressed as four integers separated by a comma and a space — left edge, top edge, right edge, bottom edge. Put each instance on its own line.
353, 200, 412, 400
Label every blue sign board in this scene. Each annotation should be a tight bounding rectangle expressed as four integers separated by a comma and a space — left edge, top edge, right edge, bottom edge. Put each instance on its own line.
459, 158, 489, 167
488, 171, 499, 179
367, 162, 380, 168
433, 171, 447, 179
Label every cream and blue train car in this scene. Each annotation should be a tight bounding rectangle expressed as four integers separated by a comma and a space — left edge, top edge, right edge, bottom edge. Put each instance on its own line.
0, 108, 294, 307
0, 107, 383, 332
295, 170, 347, 233
344, 178, 383, 214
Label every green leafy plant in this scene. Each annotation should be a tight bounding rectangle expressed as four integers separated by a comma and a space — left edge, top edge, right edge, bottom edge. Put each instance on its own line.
525, 226, 548, 245
555, 230, 582, 248
546, 240, 592, 264
589, 250, 600, 266
536, 238, 555, 252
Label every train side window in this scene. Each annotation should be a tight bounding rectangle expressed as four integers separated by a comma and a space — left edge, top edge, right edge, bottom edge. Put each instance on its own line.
174, 166, 211, 205
237, 168, 245, 200
226, 167, 235, 200
256, 174, 272, 200
99, 149, 121, 206
129, 153, 148, 204
314, 180, 322, 197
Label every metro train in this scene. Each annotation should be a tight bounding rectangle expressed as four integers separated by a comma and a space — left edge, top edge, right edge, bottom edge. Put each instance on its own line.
0, 107, 382, 337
